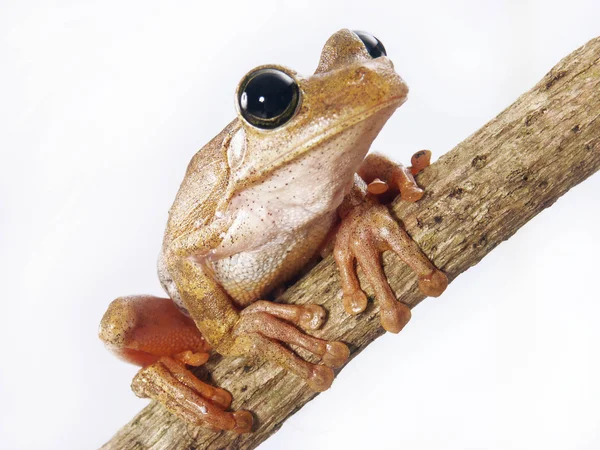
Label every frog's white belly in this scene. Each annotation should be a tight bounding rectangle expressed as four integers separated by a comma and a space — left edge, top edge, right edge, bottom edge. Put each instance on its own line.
208, 122, 371, 305
210, 209, 337, 305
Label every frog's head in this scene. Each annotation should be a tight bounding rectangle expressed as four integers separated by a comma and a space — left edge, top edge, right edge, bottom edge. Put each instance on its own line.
226, 29, 408, 201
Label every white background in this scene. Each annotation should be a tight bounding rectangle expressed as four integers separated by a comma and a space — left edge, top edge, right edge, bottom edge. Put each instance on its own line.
1, 1, 599, 449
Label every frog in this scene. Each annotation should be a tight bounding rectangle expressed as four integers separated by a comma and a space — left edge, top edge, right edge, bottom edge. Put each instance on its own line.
99, 29, 448, 433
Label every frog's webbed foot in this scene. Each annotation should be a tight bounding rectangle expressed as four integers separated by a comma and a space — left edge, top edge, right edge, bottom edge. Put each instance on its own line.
99, 295, 253, 433
233, 304, 350, 391
334, 199, 448, 333
132, 357, 252, 433
359, 150, 432, 202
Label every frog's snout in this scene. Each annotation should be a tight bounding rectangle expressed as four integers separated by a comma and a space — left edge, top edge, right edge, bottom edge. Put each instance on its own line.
353, 57, 409, 105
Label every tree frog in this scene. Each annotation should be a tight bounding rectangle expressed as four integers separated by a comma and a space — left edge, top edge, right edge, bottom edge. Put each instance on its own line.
99, 29, 448, 433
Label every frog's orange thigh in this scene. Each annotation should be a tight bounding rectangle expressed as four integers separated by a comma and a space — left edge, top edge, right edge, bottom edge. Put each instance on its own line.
98, 295, 209, 366
99, 295, 252, 432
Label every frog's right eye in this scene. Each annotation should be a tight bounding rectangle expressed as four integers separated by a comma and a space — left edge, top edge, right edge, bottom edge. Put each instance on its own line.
237, 68, 300, 130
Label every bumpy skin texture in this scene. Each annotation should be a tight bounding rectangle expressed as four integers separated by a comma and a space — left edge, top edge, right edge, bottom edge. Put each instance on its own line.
99, 29, 447, 433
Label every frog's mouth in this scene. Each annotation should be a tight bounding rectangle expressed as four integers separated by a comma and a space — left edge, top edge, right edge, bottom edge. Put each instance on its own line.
286, 95, 406, 157
237, 95, 407, 187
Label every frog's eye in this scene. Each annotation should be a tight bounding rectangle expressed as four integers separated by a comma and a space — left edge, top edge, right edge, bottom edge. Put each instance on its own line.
353, 30, 387, 58
238, 68, 300, 130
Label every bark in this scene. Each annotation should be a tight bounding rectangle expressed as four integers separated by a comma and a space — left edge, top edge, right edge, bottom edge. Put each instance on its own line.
101, 37, 600, 450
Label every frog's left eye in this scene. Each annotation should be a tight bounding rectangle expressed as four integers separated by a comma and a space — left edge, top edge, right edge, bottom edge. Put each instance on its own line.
353, 30, 387, 58
238, 68, 300, 130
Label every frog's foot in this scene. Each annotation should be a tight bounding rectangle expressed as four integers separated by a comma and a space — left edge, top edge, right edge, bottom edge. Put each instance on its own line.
234, 309, 350, 391
359, 151, 431, 202
334, 201, 448, 333
132, 357, 252, 433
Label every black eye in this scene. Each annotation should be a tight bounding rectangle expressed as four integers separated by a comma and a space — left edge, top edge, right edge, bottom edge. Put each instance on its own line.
238, 68, 300, 129
353, 30, 387, 58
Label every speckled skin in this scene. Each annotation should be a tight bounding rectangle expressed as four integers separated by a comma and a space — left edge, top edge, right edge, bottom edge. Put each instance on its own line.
99, 29, 447, 433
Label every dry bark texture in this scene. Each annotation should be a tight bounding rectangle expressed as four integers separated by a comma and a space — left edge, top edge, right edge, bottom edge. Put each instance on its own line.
102, 37, 600, 450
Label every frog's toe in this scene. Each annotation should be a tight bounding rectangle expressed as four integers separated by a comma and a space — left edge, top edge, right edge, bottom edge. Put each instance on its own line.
174, 349, 210, 366
399, 185, 424, 202
298, 304, 327, 330
343, 289, 368, 315
321, 341, 350, 369
367, 178, 390, 195
233, 410, 254, 433
380, 302, 412, 334
209, 386, 233, 410
307, 365, 335, 392
410, 149, 432, 176
376, 210, 448, 299
418, 269, 448, 297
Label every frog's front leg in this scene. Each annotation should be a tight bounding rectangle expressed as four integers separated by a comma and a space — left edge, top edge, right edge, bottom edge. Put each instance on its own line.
333, 171, 448, 334
358, 151, 431, 200
99, 295, 252, 432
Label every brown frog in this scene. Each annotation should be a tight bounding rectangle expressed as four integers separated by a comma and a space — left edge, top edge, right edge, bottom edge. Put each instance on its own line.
99, 29, 447, 433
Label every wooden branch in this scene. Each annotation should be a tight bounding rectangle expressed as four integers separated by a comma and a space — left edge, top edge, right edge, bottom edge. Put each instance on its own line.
101, 37, 600, 450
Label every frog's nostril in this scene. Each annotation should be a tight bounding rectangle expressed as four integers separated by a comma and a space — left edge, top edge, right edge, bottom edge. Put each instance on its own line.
355, 67, 370, 80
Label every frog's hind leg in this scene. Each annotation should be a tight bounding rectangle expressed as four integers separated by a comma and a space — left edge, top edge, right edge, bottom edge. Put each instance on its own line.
131, 357, 251, 432
99, 295, 252, 433
233, 309, 350, 391
99, 295, 210, 367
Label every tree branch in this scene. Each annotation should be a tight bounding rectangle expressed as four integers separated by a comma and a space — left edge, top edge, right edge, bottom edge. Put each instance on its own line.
101, 37, 600, 450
